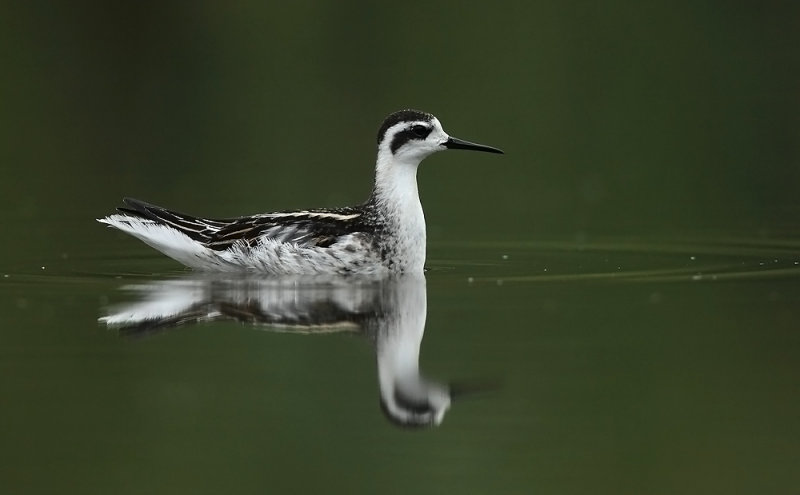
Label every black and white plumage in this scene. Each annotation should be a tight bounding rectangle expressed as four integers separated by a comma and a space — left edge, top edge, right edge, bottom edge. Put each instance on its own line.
99, 110, 503, 275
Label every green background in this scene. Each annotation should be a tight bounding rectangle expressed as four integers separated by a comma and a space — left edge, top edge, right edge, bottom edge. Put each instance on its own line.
3, 2, 799, 246
1, 2, 798, 494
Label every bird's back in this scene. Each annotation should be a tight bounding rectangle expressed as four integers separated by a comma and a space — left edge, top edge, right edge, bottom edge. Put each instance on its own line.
99, 198, 391, 274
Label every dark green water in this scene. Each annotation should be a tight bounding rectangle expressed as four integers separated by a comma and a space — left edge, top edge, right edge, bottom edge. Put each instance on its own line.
2, 2, 800, 494
2, 235, 799, 494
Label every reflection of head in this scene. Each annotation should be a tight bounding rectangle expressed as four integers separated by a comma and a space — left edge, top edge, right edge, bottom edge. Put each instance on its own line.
379, 381, 451, 428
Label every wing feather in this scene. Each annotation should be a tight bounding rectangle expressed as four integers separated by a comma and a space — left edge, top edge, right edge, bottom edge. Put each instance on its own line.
115, 198, 368, 251
206, 209, 366, 251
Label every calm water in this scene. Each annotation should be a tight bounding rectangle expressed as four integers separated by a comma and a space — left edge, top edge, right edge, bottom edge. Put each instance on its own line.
3, 2, 800, 493
2, 230, 799, 494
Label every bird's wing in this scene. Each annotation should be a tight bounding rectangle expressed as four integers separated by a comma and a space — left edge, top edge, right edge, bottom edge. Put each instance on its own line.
116, 197, 230, 243
116, 198, 366, 251
205, 209, 366, 251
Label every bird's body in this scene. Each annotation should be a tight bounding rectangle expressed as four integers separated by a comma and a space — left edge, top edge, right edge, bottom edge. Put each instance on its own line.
99, 109, 503, 275
102, 197, 404, 275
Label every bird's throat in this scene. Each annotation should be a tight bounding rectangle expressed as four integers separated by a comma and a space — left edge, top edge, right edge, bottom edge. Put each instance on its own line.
372, 155, 427, 272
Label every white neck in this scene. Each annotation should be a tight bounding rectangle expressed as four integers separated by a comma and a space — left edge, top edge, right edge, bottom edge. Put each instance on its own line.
376, 276, 427, 388
376, 277, 450, 426
370, 150, 427, 272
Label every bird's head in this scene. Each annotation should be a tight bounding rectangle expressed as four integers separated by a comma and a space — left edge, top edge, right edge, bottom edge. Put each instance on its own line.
376, 109, 504, 166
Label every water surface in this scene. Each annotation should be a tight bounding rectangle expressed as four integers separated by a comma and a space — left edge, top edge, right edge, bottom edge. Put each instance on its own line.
2, 235, 798, 494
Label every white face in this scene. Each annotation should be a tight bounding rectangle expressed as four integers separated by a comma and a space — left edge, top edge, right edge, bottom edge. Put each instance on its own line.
380, 117, 449, 164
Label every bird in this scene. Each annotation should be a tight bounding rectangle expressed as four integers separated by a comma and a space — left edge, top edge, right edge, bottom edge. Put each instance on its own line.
98, 109, 503, 275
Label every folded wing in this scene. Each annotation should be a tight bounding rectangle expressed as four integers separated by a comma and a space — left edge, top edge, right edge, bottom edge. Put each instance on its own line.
116, 197, 366, 251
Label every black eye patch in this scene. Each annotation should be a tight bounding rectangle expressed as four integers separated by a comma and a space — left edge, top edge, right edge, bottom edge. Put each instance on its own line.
389, 124, 433, 153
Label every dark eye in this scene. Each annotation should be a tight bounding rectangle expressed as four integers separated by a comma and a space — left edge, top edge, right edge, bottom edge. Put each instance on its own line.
411, 125, 429, 138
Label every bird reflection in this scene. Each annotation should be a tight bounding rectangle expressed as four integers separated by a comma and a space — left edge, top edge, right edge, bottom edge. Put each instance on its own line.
101, 275, 455, 427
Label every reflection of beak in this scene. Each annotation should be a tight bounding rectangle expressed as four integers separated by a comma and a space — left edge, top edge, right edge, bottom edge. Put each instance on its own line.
443, 136, 504, 154
448, 378, 502, 400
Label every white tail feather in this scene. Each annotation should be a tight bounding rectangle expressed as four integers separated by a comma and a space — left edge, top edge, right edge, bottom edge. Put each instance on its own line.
98, 215, 230, 270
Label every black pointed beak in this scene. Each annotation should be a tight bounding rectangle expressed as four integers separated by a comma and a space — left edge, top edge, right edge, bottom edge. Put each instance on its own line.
443, 136, 504, 154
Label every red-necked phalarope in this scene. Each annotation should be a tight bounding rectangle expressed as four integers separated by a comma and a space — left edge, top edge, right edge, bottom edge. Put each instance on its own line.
98, 109, 503, 275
